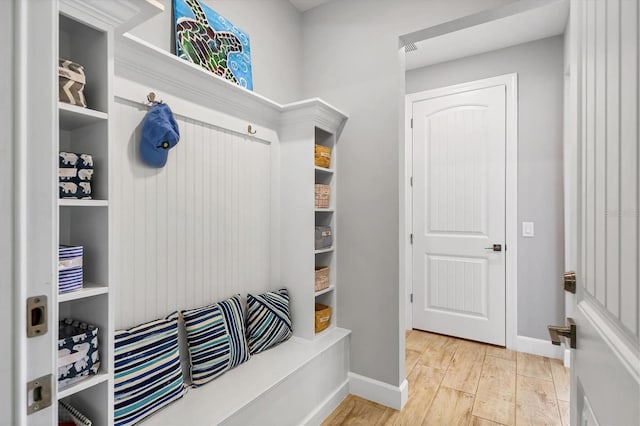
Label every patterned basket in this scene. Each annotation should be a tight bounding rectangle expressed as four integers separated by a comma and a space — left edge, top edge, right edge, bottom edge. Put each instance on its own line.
315, 266, 330, 292
58, 319, 100, 388
315, 184, 330, 209
59, 59, 87, 107
315, 303, 331, 333
314, 144, 332, 169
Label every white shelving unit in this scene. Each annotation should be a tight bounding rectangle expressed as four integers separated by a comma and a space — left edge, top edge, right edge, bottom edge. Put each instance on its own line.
280, 111, 346, 340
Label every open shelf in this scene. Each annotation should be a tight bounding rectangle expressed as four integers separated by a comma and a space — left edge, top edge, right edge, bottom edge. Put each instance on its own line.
58, 283, 108, 302
59, 199, 108, 207
315, 208, 334, 213
315, 285, 335, 297
57, 372, 109, 399
59, 102, 108, 130
314, 166, 335, 174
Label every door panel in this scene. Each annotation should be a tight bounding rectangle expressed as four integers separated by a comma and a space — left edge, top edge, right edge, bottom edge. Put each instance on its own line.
571, 0, 640, 424
412, 85, 506, 346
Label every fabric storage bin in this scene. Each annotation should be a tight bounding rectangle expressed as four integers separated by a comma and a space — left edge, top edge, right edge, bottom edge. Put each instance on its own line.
59, 152, 94, 199
58, 319, 100, 388
315, 266, 330, 291
315, 303, 331, 333
59, 59, 87, 107
315, 226, 333, 250
58, 245, 83, 293
314, 144, 332, 168
315, 184, 330, 208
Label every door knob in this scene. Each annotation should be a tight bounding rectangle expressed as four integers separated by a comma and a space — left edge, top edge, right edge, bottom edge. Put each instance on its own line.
484, 244, 502, 252
548, 318, 576, 349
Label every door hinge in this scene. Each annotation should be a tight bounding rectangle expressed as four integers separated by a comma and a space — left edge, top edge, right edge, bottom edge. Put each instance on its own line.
410, 234, 413, 244
410, 176, 413, 187
410, 118, 413, 128
410, 293, 413, 303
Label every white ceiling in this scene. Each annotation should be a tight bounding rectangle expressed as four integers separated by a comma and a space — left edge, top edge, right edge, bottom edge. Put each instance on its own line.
288, 0, 333, 12
404, 0, 569, 71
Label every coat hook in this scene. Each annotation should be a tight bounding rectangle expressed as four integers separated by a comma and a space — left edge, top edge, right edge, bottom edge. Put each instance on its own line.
147, 92, 163, 105
247, 124, 257, 135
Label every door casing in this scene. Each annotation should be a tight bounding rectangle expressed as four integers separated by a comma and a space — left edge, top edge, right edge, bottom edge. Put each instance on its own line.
403, 73, 518, 350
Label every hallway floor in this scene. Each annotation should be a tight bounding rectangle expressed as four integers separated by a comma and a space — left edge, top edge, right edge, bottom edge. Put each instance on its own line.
323, 330, 570, 426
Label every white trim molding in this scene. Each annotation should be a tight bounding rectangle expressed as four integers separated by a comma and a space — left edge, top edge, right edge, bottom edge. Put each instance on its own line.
348, 373, 408, 410
515, 335, 564, 359
403, 73, 519, 350
302, 379, 350, 426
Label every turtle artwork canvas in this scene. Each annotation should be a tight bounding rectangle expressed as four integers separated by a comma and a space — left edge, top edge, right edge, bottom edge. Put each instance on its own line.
173, 0, 253, 90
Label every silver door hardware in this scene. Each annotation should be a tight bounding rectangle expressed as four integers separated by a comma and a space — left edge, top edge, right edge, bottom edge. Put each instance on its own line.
26, 296, 47, 337
410, 234, 413, 244
410, 293, 413, 303
548, 318, 576, 349
27, 374, 53, 414
563, 271, 576, 294
484, 244, 502, 252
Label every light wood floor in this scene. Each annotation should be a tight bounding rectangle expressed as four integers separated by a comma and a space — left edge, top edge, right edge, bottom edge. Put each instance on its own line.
323, 330, 570, 426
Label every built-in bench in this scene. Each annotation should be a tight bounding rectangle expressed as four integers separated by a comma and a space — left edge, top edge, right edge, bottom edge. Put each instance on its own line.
143, 328, 351, 425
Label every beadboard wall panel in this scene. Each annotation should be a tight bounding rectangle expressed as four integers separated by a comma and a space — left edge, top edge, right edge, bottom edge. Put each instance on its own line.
111, 99, 272, 329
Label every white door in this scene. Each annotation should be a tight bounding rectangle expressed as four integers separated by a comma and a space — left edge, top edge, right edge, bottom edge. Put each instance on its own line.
569, 1, 640, 424
411, 83, 506, 346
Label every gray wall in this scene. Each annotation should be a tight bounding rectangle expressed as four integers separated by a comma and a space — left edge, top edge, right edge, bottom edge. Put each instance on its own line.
130, 0, 303, 104
302, 0, 512, 387
0, 0, 14, 422
406, 36, 566, 340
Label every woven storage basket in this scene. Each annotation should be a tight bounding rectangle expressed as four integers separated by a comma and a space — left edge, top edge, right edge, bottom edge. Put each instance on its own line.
315, 184, 330, 209
315, 266, 330, 291
315, 303, 331, 333
314, 145, 332, 168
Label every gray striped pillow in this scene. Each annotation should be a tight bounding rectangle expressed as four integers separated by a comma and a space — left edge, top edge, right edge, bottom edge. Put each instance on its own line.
246, 288, 293, 354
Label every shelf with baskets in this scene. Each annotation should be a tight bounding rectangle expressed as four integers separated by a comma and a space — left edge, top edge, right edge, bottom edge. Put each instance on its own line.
56, 8, 113, 426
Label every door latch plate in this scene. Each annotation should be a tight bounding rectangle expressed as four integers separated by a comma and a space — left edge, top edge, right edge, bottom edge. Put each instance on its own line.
26, 295, 48, 337
563, 271, 576, 294
27, 374, 53, 414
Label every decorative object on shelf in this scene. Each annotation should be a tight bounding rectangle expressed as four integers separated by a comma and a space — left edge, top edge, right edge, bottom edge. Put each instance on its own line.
315, 266, 330, 292
182, 294, 251, 386
59, 152, 94, 199
314, 144, 332, 168
314, 303, 331, 333
59, 400, 93, 426
58, 59, 87, 107
315, 225, 332, 250
315, 184, 330, 208
58, 319, 100, 388
114, 312, 186, 426
58, 245, 83, 293
246, 288, 292, 354
140, 103, 180, 168
174, 0, 253, 90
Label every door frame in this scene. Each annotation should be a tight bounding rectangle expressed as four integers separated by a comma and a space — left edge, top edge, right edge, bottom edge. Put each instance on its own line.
403, 73, 518, 349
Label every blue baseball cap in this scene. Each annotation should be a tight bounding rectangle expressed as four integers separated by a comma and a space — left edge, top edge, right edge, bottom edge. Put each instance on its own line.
140, 103, 180, 168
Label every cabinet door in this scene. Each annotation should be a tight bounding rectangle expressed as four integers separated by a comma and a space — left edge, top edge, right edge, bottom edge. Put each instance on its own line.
13, 1, 59, 424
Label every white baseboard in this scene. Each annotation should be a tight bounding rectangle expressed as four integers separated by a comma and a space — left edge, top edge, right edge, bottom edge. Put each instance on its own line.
348, 372, 408, 410
515, 335, 564, 359
302, 379, 350, 425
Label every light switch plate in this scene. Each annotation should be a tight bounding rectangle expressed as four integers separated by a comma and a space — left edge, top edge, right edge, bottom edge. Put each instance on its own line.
522, 222, 534, 237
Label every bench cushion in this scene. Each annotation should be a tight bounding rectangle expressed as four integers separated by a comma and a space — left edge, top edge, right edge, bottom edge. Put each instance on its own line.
246, 288, 292, 354
114, 312, 186, 426
182, 294, 250, 386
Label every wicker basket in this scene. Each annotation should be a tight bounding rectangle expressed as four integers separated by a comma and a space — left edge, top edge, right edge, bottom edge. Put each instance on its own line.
315, 303, 331, 333
315, 184, 330, 209
315, 266, 330, 291
314, 145, 332, 169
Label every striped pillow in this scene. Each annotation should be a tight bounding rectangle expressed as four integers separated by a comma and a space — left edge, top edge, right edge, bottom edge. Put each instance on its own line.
182, 295, 250, 386
247, 288, 293, 354
114, 312, 185, 426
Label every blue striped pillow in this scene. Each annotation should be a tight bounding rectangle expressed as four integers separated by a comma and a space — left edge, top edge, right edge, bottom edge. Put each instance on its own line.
246, 288, 293, 354
114, 312, 185, 426
182, 295, 250, 386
